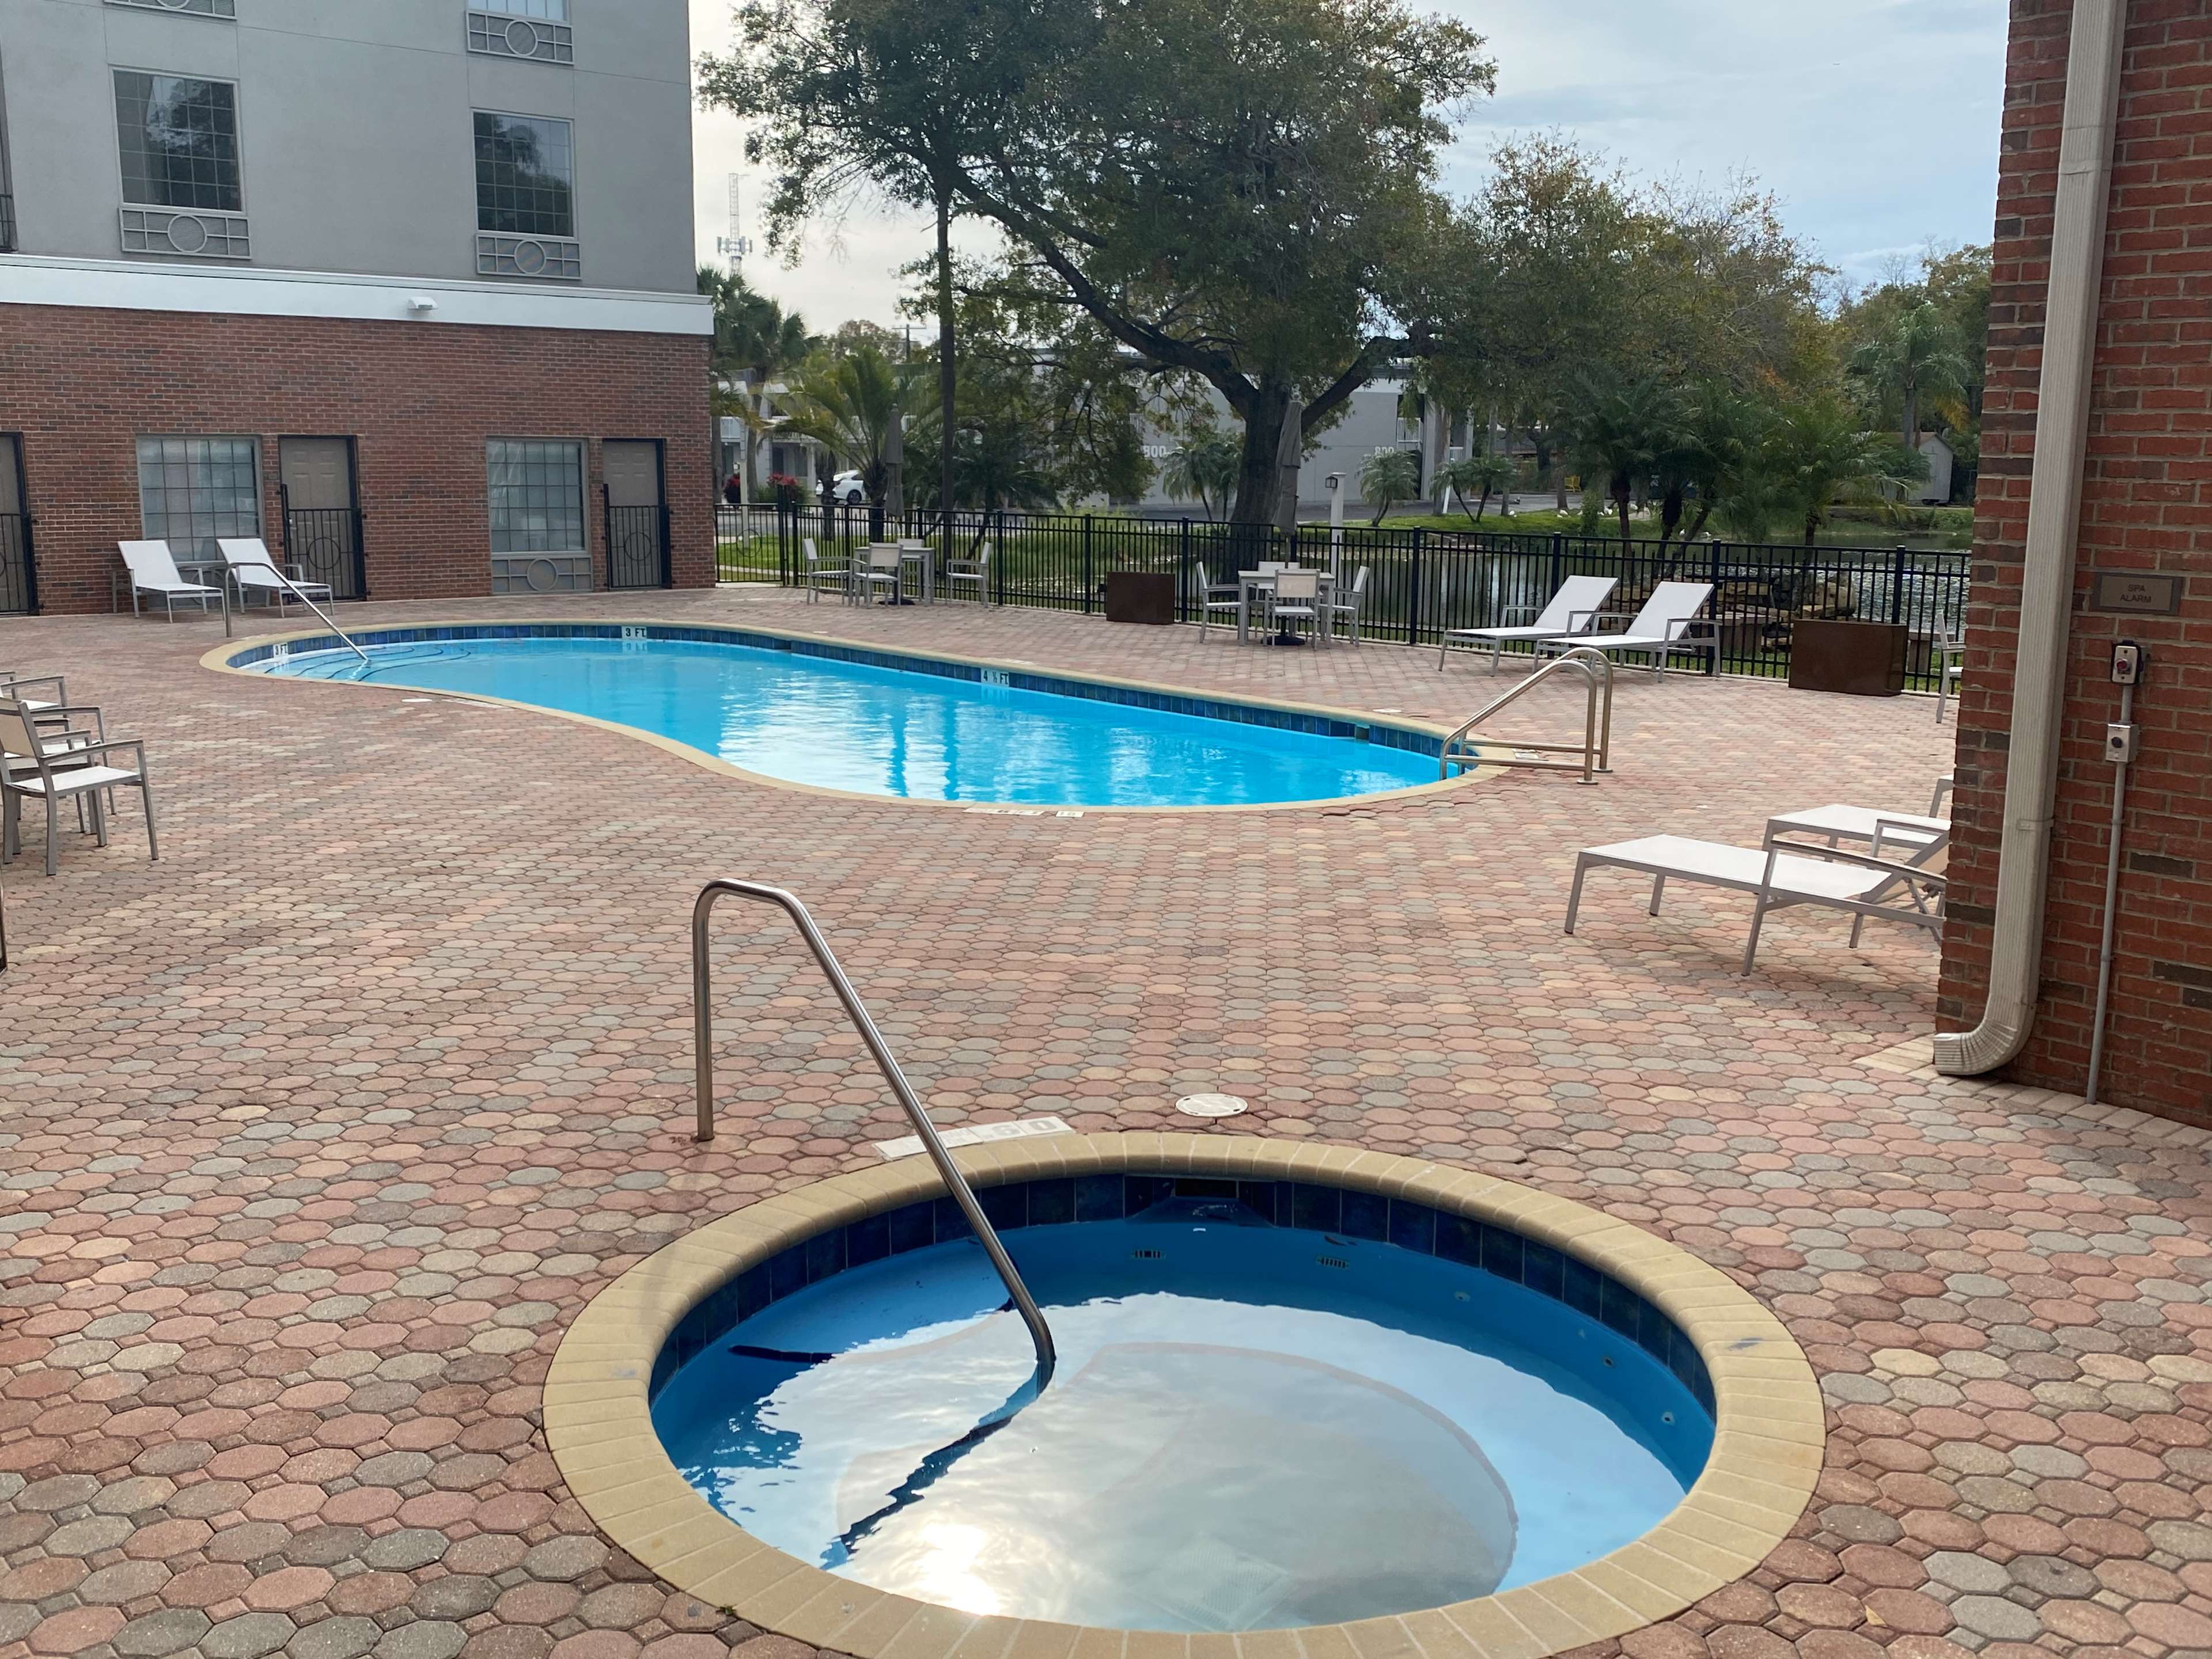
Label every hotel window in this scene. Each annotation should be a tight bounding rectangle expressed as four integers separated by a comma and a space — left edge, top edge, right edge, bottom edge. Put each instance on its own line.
487, 441, 588, 593
475, 113, 573, 236
467, 0, 574, 63
115, 72, 241, 211
136, 437, 260, 559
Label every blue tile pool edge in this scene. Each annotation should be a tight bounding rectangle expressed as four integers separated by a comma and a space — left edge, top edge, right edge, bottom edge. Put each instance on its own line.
645, 1171, 1718, 1423
221, 620, 1453, 761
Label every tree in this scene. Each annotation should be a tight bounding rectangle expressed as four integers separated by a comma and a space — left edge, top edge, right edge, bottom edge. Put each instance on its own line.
1359, 450, 1421, 525
698, 266, 813, 494
1761, 392, 1922, 545
1438, 453, 1516, 524
1161, 430, 1243, 522
1662, 385, 1769, 551
778, 344, 934, 509
1562, 374, 1681, 544
930, 0, 1495, 522
1850, 301, 1970, 452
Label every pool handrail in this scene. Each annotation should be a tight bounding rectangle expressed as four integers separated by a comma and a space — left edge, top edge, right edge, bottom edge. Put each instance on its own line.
1440, 646, 1615, 786
219, 554, 371, 666
691, 880, 1057, 1378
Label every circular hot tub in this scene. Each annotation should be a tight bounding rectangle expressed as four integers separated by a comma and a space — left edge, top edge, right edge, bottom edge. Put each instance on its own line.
550, 1137, 1819, 1658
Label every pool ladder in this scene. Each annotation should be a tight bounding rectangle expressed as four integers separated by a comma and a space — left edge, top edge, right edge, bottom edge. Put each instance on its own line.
1440, 646, 1615, 787
691, 880, 1056, 1378
219, 558, 372, 666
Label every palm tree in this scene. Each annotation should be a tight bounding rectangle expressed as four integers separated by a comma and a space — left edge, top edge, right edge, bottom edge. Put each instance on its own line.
698, 267, 813, 495
778, 344, 935, 509
1562, 374, 1682, 544
952, 411, 1058, 512
1161, 431, 1243, 522
1439, 453, 1517, 524
1665, 386, 1770, 554
1762, 392, 1920, 546
1850, 302, 1969, 453
1359, 450, 1421, 525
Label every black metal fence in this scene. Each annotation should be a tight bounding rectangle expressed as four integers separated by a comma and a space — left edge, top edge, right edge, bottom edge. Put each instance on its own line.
606, 501, 673, 590
0, 513, 35, 616
282, 506, 367, 601
715, 505, 1971, 690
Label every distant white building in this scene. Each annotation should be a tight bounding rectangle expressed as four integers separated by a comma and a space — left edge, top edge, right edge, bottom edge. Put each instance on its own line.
1917, 433, 1956, 506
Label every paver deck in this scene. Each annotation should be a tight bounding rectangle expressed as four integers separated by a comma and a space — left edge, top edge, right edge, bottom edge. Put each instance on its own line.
3, 588, 2209, 1659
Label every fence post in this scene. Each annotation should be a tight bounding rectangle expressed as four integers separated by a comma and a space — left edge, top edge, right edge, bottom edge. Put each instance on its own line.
993, 510, 1006, 605
1548, 533, 1564, 603
1710, 540, 1725, 676
1408, 528, 1425, 644
1890, 544, 1908, 626
1082, 516, 1095, 615
1179, 518, 1192, 623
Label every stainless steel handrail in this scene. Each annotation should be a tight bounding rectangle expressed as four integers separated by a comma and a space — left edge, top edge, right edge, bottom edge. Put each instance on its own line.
692, 880, 1056, 1377
1440, 646, 1615, 786
222, 560, 372, 666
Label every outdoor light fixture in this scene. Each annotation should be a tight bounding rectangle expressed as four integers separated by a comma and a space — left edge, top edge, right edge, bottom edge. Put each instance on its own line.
407, 296, 439, 314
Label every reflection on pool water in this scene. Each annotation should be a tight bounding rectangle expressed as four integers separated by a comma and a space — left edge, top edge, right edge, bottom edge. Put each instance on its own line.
248, 632, 1442, 808
651, 1208, 1712, 1633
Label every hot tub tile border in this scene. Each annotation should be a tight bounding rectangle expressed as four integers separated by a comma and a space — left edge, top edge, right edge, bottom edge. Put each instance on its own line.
548, 1133, 1823, 1659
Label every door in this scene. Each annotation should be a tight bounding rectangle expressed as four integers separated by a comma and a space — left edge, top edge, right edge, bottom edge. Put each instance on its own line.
0, 437, 33, 616
603, 440, 670, 589
279, 437, 365, 599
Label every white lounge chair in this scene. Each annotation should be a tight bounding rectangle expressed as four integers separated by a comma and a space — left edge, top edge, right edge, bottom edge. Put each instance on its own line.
944, 541, 992, 604
1330, 566, 1370, 645
217, 538, 336, 611
1539, 580, 1718, 676
1933, 627, 1967, 722
1565, 832, 1946, 974
1440, 574, 1619, 671
0, 699, 160, 877
118, 540, 225, 622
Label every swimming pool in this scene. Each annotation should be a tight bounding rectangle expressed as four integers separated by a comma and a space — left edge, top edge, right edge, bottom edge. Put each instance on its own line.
648, 1176, 1715, 1633
237, 624, 1444, 809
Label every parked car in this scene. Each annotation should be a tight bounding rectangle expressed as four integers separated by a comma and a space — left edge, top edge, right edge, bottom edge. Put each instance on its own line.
825, 471, 868, 506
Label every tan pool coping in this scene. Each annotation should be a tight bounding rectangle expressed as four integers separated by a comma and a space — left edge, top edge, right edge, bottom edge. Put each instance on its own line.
200, 618, 1501, 816
546, 1132, 1823, 1659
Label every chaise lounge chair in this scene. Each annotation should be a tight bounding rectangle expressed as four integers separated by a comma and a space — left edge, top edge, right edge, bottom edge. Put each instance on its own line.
217, 538, 337, 611
118, 540, 226, 622
1538, 580, 1718, 676
1440, 574, 1619, 671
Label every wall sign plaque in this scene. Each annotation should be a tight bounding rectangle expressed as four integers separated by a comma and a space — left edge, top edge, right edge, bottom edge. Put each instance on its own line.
2089, 572, 2184, 616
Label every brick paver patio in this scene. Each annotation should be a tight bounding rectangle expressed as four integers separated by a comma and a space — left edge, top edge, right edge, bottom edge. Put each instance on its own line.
3, 589, 2209, 1659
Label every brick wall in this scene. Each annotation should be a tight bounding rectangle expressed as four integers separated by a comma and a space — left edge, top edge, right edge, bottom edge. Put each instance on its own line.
0, 304, 714, 612
1941, 0, 2212, 1123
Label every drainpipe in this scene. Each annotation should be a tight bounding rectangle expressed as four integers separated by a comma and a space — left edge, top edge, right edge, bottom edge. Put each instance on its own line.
1936, 0, 2129, 1078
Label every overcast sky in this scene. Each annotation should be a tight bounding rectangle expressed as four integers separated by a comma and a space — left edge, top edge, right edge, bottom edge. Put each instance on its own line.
687, 0, 2009, 332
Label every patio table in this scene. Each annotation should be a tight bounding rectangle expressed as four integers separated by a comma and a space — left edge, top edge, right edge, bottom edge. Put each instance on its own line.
1236, 569, 1336, 646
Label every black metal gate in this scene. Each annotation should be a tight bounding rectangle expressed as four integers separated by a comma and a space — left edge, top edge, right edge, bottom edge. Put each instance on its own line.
0, 513, 34, 616
605, 496, 672, 589
282, 494, 368, 600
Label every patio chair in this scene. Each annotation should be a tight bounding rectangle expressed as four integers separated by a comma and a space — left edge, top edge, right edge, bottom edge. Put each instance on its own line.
1539, 580, 1718, 677
1194, 564, 1243, 636
0, 699, 160, 877
1565, 832, 1945, 975
801, 538, 853, 604
0, 672, 67, 715
1267, 567, 1327, 646
1762, 797, 1950, 948
118, 541, 225, 622
1, 703, 108, 836
1439, 574, 1619, 671
1934, 627, 1967, 722
216, 538, 336, 612
1329, 566, 1370, 645
857, 545, 903, 605
944, 541, 992, 604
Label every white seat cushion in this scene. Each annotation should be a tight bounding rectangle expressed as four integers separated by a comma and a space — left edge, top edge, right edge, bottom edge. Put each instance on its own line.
6, 765, 139, 795
1580, 835, 1885, 903
1767, 806, 1949, 849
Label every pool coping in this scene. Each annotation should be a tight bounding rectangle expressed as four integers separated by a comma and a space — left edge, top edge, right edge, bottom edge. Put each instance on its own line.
546, 1133, 1824, 1659
200, 616, 1495, 816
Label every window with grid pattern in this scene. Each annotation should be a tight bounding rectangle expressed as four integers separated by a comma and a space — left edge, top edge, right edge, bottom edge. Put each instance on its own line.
487, 441, 585, 552
478, 0, 568, 17
474, 112, 573, 237
115, 73, 242, 211
136, 437, 260, 559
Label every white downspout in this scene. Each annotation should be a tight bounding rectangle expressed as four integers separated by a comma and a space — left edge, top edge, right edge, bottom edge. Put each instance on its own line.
1936, 0, 2129, 1077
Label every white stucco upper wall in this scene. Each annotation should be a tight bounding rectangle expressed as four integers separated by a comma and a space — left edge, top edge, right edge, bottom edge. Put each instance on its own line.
0, 0, 697, 294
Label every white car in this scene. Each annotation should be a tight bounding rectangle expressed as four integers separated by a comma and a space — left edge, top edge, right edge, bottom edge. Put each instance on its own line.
825, 470, 868, 506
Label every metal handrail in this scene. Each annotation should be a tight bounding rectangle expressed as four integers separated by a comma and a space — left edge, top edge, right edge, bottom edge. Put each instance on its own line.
222, 560, 371, 665
1440, 646, 1615, 786
692, 880, 1056, 1377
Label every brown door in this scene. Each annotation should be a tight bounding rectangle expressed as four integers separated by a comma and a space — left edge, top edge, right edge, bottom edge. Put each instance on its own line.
279, 438, 363, 599
601, 440, 669, 588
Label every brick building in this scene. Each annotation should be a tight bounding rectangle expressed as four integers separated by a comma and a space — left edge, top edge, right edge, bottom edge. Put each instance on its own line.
0, 0, 712, 615
1939, 0, 2211, 1123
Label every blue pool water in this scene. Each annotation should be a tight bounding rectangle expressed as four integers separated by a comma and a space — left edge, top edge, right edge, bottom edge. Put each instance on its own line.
653, 1210, 1711, 1631
249, 633, 1440, 808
